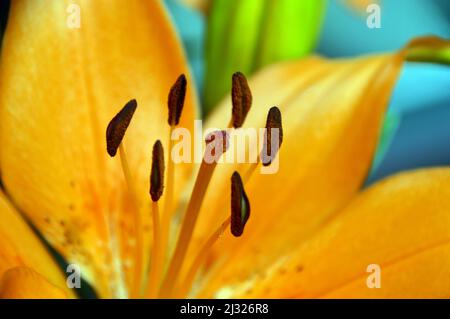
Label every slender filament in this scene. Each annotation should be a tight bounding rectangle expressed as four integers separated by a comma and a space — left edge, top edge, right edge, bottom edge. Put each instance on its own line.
242, 158, 260, 184
159, 160, 217, 297
146, 201, 162, 298
119, 144, 144, 298
159, 127, 176, 278
177, 217, 231, 297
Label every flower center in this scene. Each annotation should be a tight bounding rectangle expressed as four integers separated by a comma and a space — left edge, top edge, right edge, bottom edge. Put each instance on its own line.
105, 72, 282, 298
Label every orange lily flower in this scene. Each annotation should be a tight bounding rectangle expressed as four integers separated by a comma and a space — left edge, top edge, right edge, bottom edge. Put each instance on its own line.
0, 0, 449, 299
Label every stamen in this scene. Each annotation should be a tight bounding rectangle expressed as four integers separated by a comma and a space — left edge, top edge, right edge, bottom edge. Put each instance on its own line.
149, 140, 165, 202
159, 132, 230, 298
242, 106, 283, 181
147, 140, 164, 298
167, 74, 187, 126
261, 106, 283, 166
146, 141, 164, 298
106, 99, 137, 157
160, 75, 188, 296
231, 171, 251, 237
158, 129, 175, 294
118, 144, 144, 298
231, 72, 252, 128
145, 201, 162, 298
106, 100, 143, 298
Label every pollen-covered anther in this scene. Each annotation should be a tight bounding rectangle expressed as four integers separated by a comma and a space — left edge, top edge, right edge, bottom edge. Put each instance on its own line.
150, 140, 165, 202
168, 74, 187, 126
230, 171, 250, 237
232, 72, 252, 128
261, 106, 283, 166
205, 130, 230, 160
106, 99, 138, 157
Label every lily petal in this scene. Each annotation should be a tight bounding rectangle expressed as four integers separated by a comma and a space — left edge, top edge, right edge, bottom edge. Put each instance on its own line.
240, 167, 450, 298
0, 191, 70, 297
0, 267, 67, 299
194, 38, 449, 298
0, 0, 197, 297
190, 44, 425, 298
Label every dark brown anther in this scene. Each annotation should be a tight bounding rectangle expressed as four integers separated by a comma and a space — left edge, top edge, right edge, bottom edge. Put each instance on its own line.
106, 99, 138, 157
168, 74, 187, 126
230, 171, 250, 237
232, 72, 252, 128
261, 106, 283, 166
150, 140, 165, 202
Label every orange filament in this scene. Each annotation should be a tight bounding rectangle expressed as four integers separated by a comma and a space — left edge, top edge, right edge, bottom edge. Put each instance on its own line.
243, 160, 259, 183
146, 201, 162, 298
159, 127, 175, 274
159, 160, 218, 298
106, 72, 259, 299
177, 217, 231, 297
118, 144, 144, 298
176, 172, 250, 298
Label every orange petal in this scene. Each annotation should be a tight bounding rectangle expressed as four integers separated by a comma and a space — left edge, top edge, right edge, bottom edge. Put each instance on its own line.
193, 50, 404, 296
0, 267, 67, 299
239, 168, 450, 298
191, 37, 449, 298
0, 191, 71, 297
0, 0, 197, 297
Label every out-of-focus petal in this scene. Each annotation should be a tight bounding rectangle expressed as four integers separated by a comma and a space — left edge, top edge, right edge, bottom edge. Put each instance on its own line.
0, 191, 71, 297
239, 168, 450, 298
192, 37, 449, 298
0, 267, 68, 299
0, 0, 198, 297
193, 53, 402, 297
